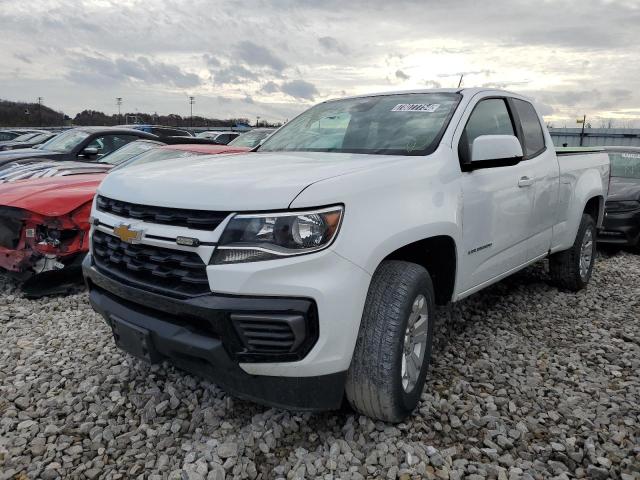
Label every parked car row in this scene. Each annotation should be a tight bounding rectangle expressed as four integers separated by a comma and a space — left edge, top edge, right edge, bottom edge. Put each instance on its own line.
0, 134, 259, 278
1, 89, 637, 423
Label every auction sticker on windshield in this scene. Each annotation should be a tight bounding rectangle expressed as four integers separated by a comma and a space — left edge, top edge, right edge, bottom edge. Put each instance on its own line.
391, 103, 440, 112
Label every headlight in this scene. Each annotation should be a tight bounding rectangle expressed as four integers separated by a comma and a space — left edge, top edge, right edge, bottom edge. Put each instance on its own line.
211, 206, 343, 264
606, 200, 640, 213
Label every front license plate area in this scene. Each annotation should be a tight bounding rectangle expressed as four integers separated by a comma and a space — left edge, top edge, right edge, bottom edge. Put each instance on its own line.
110, 316, 160, 363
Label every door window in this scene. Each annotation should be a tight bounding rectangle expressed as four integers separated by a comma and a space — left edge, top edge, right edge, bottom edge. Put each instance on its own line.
512, 99, 546, 157
459, 98, 515, 164
86, 135, 138, 157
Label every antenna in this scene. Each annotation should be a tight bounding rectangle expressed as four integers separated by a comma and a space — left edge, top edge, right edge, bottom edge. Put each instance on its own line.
457, 74, 464, 88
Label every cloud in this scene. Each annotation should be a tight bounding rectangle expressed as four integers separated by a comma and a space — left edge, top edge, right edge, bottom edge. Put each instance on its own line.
213, 65, 256, 85
424, 80, 442, 89
203, 54, 220, 68
67, 54, 202, 88
234, 41, 287, 72
395, 70, 410, 81
13, 53, 32, 64
318, 36, 348, 54
280, 80, 318, 100
261, 81, 280, 94
438, 70, 494, 78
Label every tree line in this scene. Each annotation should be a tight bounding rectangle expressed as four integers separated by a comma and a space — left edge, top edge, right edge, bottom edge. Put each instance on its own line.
0, 99, 281, 128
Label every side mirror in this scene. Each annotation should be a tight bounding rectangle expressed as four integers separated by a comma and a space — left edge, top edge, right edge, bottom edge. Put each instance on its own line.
470, 135, 523, 166
80, 147, 99, 158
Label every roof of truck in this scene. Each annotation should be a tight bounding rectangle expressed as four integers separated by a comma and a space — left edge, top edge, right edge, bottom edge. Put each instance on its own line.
325, 87, 527, 103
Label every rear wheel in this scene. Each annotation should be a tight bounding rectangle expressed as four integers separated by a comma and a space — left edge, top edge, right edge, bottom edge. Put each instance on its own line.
549, 213, 596, 291
345, 260, 434, 423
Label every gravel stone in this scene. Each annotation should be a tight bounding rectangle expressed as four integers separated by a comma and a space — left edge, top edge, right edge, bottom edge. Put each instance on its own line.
0, 250, 638, 479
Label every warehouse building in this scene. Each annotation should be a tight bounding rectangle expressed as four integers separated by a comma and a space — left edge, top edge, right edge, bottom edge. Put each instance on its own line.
549, 128, 640, 147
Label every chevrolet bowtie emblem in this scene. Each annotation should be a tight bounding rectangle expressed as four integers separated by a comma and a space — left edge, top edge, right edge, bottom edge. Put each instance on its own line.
113, 223, 143, 244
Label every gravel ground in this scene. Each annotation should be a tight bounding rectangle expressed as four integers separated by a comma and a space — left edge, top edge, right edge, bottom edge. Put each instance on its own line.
1, 251, 639, 480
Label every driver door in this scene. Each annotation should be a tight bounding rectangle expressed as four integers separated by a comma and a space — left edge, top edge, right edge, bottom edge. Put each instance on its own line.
458, 97, 535, 294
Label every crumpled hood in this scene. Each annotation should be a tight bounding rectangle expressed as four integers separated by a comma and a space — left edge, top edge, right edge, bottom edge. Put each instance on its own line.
0, 173, 104, 216
99, 151, 403, 210
0, 160, 111, 183
0, 149, 66, 169
608, 176, 640, 201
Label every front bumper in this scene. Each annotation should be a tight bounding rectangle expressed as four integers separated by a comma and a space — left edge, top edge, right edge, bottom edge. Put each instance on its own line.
0, 206, 89, 273
598, 208, 640, 246
83, 255, 348, 411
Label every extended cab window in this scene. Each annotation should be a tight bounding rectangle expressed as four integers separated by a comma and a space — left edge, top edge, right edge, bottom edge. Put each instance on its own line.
512, 99, 546, 157
259, 93, 461, 156
458, 98, 514, 164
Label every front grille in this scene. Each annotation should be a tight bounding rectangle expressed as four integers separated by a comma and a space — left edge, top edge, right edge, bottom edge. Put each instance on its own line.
96, 195, 230, 231
232, 313, 305, 354
92, 230, 209, 296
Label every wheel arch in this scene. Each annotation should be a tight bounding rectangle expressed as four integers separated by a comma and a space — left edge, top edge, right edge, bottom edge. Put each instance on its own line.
380, 235, 457, 305
583, 195, 605, 227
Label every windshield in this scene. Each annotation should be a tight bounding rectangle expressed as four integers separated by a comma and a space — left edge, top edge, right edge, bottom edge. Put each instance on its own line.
196, 131, 220, 138
29, 133, 51, 143
229, 129, 274, 148
12, 132, 39, 142
117, 149, 203, 169
609, 152, 640, 179
99, 141, 160, 165
259, 93, 461, 156
39, 129, 90, 152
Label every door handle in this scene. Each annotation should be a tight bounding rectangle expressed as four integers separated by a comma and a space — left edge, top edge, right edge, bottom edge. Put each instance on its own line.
518, 176, 534, 187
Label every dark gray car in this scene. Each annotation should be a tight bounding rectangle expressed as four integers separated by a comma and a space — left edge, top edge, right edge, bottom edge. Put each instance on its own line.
0, 127, 158, 171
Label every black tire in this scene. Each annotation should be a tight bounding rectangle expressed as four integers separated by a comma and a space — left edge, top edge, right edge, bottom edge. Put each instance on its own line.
345, 260, 435, 423
549, 213, 596, 291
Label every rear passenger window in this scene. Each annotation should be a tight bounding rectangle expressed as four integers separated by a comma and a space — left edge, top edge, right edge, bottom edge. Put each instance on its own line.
512, 99, 546, 157
459, 98, 514, 164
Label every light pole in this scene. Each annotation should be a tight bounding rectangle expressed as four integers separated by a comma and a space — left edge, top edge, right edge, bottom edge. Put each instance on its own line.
116, 97, 122, 124
37, 97, 43, 127
256, 115, 261, 128
189, 96, 195, 127
577, 114, 587, 146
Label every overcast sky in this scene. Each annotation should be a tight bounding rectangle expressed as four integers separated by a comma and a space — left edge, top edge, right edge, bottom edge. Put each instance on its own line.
1, 0, 639, 127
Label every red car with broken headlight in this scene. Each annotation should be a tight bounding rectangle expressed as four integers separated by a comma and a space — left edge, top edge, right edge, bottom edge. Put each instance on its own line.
0, 143, 250, 276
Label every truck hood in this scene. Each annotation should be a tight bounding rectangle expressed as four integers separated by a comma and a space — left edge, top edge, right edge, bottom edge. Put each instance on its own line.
608, 176, 640, 201
99, 151, 403, 210
0, 173, 104, 216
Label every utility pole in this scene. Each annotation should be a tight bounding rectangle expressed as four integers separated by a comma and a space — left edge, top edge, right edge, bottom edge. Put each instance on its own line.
37, 97, 43, 127
116, 97, 122, 124
189, 96, 195, 127
577, 114, 586, 146
457, 74, 463, 88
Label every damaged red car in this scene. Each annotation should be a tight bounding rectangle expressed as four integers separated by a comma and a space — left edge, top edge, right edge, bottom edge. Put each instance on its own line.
0, 143, 250, 280
0, 174, 101, 274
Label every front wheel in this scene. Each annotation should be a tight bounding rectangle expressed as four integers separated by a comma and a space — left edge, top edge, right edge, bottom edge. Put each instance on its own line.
345, 260, 434, 423
549, 213, 597, 291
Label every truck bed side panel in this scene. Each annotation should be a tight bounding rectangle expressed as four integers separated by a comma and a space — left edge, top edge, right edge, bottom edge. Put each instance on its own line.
551, 152, 609, 252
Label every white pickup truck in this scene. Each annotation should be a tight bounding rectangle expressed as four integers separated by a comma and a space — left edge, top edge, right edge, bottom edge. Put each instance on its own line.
84, 88, 609, 422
